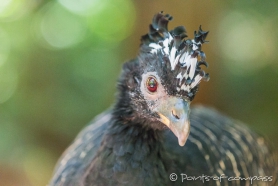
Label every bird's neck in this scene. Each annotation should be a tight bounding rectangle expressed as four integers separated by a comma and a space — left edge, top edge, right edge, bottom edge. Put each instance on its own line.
82, 116, 174, 185
106, 119, 165, 154
94, 120, 172, 185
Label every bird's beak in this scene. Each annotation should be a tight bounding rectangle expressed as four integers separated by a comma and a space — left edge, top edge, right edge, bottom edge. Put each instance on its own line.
155, 97, 190, 146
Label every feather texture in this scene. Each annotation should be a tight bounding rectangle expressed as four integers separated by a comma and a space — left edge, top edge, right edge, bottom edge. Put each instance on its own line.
49, 106, 277, 186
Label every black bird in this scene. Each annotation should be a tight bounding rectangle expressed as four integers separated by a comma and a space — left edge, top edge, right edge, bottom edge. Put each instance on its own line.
49, 12, 277, 186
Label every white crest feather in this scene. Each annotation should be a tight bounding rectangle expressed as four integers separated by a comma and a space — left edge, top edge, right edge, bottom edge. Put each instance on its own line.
190, 74, 202, 88
188, 57, 197, 79
169, 47, 177, 69
149, 43, 162, 54
176, 72, 183, 85
180, 84, 190, 92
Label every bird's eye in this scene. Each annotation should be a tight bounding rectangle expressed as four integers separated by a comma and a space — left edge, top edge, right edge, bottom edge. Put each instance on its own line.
146, 76, 158, 92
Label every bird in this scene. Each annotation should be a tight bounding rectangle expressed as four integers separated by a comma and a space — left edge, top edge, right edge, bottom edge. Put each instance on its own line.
49, 12, 277, 186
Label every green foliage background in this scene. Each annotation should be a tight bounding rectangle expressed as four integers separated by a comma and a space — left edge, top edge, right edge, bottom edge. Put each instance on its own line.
0, 1, 277, 185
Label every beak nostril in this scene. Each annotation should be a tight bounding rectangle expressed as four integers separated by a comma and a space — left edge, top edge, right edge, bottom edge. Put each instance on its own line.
172, 110, 180, 119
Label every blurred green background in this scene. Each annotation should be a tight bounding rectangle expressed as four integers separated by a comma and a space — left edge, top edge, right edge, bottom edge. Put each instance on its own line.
0, 0, 277, 185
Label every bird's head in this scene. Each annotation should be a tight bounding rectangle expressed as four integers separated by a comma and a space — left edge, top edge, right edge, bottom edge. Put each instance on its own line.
115, 12, 209, 146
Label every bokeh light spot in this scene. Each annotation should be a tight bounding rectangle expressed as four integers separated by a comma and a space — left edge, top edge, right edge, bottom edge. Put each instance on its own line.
37, 2, 87, 49
87, 0, 136, 43
218, 11, 273, 75
0, 0, 12, 14
0, 0, 36, 21
58, 0, 103, 16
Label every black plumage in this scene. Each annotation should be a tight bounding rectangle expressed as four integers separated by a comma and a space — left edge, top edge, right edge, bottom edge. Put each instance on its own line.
49, 12, 278, 186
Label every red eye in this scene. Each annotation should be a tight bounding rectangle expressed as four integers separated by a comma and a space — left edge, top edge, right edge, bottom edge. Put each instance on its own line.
146, 76, 158, 92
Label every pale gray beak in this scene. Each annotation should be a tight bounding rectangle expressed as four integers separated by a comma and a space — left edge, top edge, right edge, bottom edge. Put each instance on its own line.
155, 97, 190, 146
